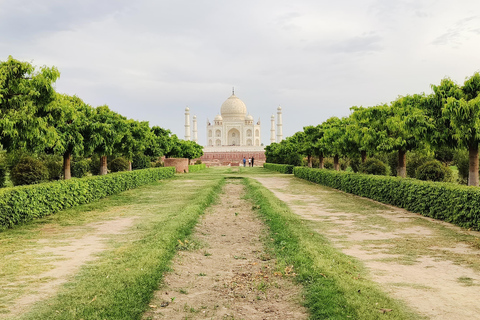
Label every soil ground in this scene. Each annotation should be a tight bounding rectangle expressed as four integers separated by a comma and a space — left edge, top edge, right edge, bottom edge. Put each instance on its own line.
255, 175, 480, 320
142, 180, 308, 320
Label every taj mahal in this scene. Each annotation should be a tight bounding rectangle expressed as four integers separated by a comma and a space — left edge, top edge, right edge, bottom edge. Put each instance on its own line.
184, 91, 283, 165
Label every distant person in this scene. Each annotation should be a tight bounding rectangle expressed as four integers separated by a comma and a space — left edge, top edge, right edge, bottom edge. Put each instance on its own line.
251, 156, 254, 167
248, 158, 251, 167
243, 157, 246, 167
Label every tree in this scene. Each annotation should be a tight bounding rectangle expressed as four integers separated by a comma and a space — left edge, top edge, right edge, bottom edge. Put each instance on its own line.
44, 94, 93, 179
0, 56, 60, 152
443, 72, 480, 186
322, 117, 350, 171
115, 119, 153, 170
177, 140, 203, 160
85, 106, 126, 175
145, 126, 175, 159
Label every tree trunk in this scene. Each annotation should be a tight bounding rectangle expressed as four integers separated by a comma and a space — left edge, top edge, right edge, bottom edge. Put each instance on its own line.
63, 152, 71, 180
319, 154, 324, 169
334, 155, 340, 171
129, 161, 132, 171
307, 155, 312, 168
100, 155, 108, 175
397, 150, 406, 178
361, 150, 367, 163
468, 143, 479, 186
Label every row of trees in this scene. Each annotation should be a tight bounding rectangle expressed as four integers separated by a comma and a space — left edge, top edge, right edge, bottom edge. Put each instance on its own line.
266, 72, 480, 186
0, 56, 202, 182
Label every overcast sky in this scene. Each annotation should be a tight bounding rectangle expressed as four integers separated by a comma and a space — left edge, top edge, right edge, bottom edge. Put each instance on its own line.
2, 0, 480, 145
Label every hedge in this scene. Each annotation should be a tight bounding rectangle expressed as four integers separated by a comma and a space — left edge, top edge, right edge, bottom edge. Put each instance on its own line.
0, 167, 175, 231
188, 163, 207, 172
263, 163, 295, 174
294, 167, 480, 230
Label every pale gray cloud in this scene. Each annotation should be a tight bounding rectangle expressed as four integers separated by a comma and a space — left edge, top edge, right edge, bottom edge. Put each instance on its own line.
1, 0, 480, 145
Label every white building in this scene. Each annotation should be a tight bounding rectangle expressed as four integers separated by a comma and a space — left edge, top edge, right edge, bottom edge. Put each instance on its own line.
184, 92, 283, 155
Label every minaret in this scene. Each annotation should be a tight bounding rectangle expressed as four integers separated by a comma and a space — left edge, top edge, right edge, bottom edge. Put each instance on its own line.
270, 115, 276, 144
184, 107, 191, 141
276, 106, 283, 142
193, 115, 198, 143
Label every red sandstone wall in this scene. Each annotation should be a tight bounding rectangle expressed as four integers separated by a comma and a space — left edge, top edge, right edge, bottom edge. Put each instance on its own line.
164, 158, 189, 173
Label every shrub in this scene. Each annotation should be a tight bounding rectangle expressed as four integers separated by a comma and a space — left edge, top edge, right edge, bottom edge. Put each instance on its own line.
42, 155, 63, 180
359, 158, 388, 176
89, 154, 101, 176
0, 167, 176, 230
194, 159, 202, 165
263, 163, 294, 174
71, 159, 91, 178
324, 158, 334, 170
349, 157, 361, 173
294, 167, 480, 230
406, 152, 434, 178
454, 149, 469, 184
10, 156, 49, 186
416, 160, 453, 182
132, 153, 151, 170
0, 162, 6, 188
110, 157, 130, 172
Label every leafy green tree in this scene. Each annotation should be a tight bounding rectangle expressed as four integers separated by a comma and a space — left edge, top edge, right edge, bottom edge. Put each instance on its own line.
322, 117, 350, 170
115, 119, 152, 170
145, 126, 175, 159
177, 140, 203, 160
44, 94, 94, 179
443, 72, 480, 186
85, 106, 127, 175
0, 56, 60, 152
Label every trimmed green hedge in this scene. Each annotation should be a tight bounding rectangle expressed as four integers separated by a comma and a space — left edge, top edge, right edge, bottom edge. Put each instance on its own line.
263, 163, 295, 174
294, 167, 480, 230
0, 167, 175, 231
188, 163, 207, 172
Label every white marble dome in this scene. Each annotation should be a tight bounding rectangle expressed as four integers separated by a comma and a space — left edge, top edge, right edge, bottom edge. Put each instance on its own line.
221, 94, 247, 119
245, 114, 254, 121
214, 114, 223, 121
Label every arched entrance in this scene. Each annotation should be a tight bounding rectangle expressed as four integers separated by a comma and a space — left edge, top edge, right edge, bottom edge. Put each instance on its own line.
227, 128, 241, 146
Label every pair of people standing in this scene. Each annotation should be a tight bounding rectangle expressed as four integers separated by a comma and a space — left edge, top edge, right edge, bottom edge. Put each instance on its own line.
242, 157, 255, 167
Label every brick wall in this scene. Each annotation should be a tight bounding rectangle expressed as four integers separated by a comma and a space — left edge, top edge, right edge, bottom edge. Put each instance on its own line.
164, 158, 189, 173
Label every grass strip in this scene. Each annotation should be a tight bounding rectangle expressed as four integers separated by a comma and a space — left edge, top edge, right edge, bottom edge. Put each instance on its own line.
18, 175, 224, 320
243, 177, 419, 320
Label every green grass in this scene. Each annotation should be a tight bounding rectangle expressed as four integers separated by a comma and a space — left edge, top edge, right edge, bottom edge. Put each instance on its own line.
1, 171, 224, 320
243, 177, 420, 320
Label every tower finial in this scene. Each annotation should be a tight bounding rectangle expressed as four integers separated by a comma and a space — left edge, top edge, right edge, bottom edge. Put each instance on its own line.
232, 86, 234, 95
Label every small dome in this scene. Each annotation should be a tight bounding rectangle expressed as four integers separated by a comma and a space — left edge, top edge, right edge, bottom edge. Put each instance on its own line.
214, 114, 223, 121
245, 114, 254, 121
185, 107, 190, 112
277, 106, 282, 111
221, 94, 247, 120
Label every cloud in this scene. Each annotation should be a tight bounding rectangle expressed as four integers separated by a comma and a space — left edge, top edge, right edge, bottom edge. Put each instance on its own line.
432, 16, 480, 47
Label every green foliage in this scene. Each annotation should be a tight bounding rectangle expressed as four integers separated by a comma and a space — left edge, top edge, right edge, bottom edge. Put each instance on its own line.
10, 156, 49, 186
0, 56, 60, 152
89, 154, 101, 176
40, 154, 63, 180
132, 152, 151, 170
188, 164, 206, 172
349, 157, 361, 173
416, 160, 453, 182
294, 167, 480, 230
359, 158, 388, 176
109, 157, 130, 172
0, 167, 175, 230
453, 149, 470, 184
263, 163, 295, 174
71, 159, 90, 178
406, 152, 434, 178
434, 147, 455, 165
324, 158, 334, 169
0, 162, 6, 188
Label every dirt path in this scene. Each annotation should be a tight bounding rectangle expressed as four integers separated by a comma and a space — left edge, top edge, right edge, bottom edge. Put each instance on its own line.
255, 176, 480, 320
143, 180, 307, 320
